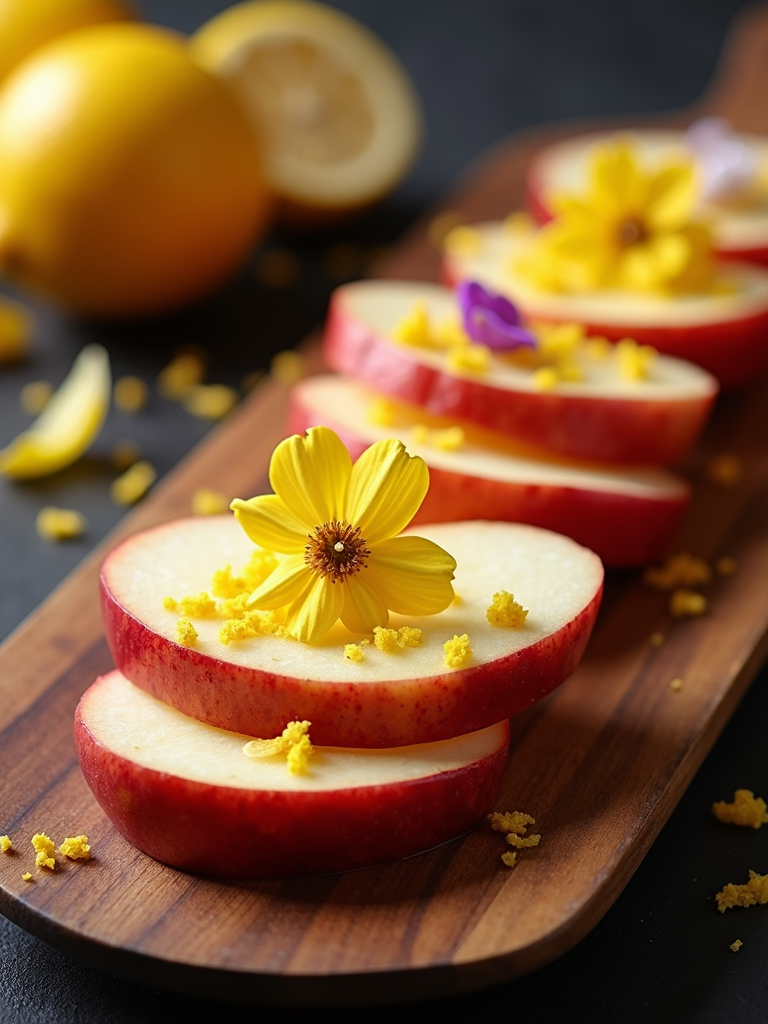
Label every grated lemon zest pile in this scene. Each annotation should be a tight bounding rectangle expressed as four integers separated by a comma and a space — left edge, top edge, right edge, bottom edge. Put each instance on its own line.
243, 720, 314, 775
712, 790, 768, 829
59, 835, 91, 860
716, 870, 768, 912
447, 344, 490, 375
372, 626, 424, 653
31, 833, 55, 871
486, 590, 528, 628
0, 836, 11, 853
36, 507, 87, 542
489, 810, 541, 867
443, 633, 472, 668
175, 618, 198, 647
644, 553, 712, 590
344, 643, 365, 662
616, 338, 657, 381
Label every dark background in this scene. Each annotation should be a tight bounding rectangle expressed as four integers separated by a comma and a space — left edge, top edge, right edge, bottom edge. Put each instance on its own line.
2, 2, 767, 1021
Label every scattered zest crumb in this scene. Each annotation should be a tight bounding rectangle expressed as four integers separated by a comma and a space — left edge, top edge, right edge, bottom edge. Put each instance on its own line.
367, 396, 397, 427
712, 790, 768, 829
31, 833, 55, 871
486, 590, 528, 628
531, 366, 559, 391
443, 633, 472, 668
398, 626, 422, 648
411, 423, 430, 445
428, 210, 463, 249
433, 426, 465, 451
444, 224, 483, 257
489, 810, 540, 867
20, 380, 52, 414
716, 555, 737, 577
59, 835, 90, 860
192, 487, 230, 516
730, 939, 743, 952
669, 677, 683, 692
243, 720, 313, 774
670, 589, 708, 618
157, 352, 205, 399
36, 506, 87, 541
344, 643, 364, 662
0, 835, 11, 852
111, 439, 140, 470
113, 375, 148, 412
183, 383, 238, 420
706, 454, 743, 487
649, 632, 665, 647
716, 870, 768, 912
21, 873, 32, 882
111, 460, 156, 505
175, 618, 198, 647
644, 553, 712, 590
270, 349, 307, 384
373, 627, 402, 652
616, 338, 656, 381
447, 343, 490, 375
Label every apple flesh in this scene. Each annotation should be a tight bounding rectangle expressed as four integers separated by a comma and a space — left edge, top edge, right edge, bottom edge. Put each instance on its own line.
323, 279, 717, 463
75, 671, 510, 878
101, 516, 603, 747
443, 222, 768, 388
289, 374, 690, 567
527, 128, 768, 268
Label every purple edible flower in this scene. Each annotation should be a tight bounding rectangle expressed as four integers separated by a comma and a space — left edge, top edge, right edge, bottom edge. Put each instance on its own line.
457, 280, 536, 351
686, 117, 757, 204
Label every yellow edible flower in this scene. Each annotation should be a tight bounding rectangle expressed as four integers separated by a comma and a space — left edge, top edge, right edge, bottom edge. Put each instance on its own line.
521, 139, 714, 294
231, 427, 456, 643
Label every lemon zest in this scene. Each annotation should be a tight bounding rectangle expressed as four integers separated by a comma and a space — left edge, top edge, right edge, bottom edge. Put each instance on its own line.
447, 344, 490, 375
373, 627, 402, 652
730, 940, 743, 952
0, 298, 33, 363
393, 301, 433, 348
175, 618, 198, 647
0, 836, 11, 853
669, 677, 683, 692
531, 366, 559, 391
110, 460, 156, 505
616, 339, 657, 381
114, 375, 148, 412
644, 553, 712, 590
31, 833, 55, 870
670, 589, 708, 618
444, 225, 483, 257
367, 396, 397, 427
398, 626, 422, 648
59, 835, 90, 860
486, 590, 528, 628
489, 811, 535, 835
344, 643, 365, 662
712, 790, 768, 829
501, 850, 518, 868
157, 352, 205, 399
36, 507, 87, 542
21, 873, 33, 882
716, 871, 768, 912
20, 381, 52, 415
270, 349, 307, 384
192, 487, 230, 515
243, 720, 314, 774
433, 426, 465, 451
183, 383, 238, 420
443, 633, 472, 668
178, 593, 218, 618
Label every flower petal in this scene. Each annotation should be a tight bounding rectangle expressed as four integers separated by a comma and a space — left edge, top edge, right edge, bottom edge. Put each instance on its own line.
366, 536, 456, 616
345, 439, 429, 544
340, 572, 390, 634
644, 163, 697, 232
231, 494, 307, 553
246, 553, 309, 609
269, 426, 353, 529
284, 573, 344, 643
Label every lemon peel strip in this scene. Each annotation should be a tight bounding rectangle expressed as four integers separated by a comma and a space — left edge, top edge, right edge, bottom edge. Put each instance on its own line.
0, 344, 110, 479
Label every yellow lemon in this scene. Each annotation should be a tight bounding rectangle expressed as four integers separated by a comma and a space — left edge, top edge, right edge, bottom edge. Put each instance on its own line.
0, 0, 135, 85
0, 24, 271, 317
191, 0, 422, 225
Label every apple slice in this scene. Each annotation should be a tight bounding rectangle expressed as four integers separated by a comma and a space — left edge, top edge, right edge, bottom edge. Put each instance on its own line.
442, 222, 768, 387
75, 670, 510, 878
288, 374, 689, 568
322, 280, 717, 464
527, 128, 768, 266
101, 515, 603, 747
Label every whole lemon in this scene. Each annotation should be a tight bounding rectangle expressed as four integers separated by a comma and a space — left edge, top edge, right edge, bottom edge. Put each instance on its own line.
0, 24, 270, 317
0, 0, 135, 85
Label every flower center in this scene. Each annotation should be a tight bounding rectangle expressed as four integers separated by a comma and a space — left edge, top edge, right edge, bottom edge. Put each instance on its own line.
617, 218, 646, 247
305, 519, 370, 583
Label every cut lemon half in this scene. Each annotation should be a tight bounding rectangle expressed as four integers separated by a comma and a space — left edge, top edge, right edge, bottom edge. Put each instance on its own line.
190, 0, 422, 222
0, 344, 110, 479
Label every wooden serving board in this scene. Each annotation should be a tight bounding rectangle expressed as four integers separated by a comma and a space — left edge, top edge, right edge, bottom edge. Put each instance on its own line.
2, 8, 768, 1006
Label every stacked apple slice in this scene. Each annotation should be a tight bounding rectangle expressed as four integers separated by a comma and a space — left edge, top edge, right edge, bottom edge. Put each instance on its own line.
79, 515, 604, 877
442, 221, 768, 388
317, 279, 716, 566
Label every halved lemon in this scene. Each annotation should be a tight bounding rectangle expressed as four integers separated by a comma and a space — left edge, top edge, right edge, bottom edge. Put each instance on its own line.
190, 0, 422, 223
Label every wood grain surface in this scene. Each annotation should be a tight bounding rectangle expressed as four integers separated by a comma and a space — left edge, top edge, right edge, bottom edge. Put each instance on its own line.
2, 7, 768, 1006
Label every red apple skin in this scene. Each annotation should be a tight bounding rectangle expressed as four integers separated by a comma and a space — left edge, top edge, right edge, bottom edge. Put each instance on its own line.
74, 678, 510, 879
101, 571, 602, 749
322, 290, 717, 463
288, 399, 688, 568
